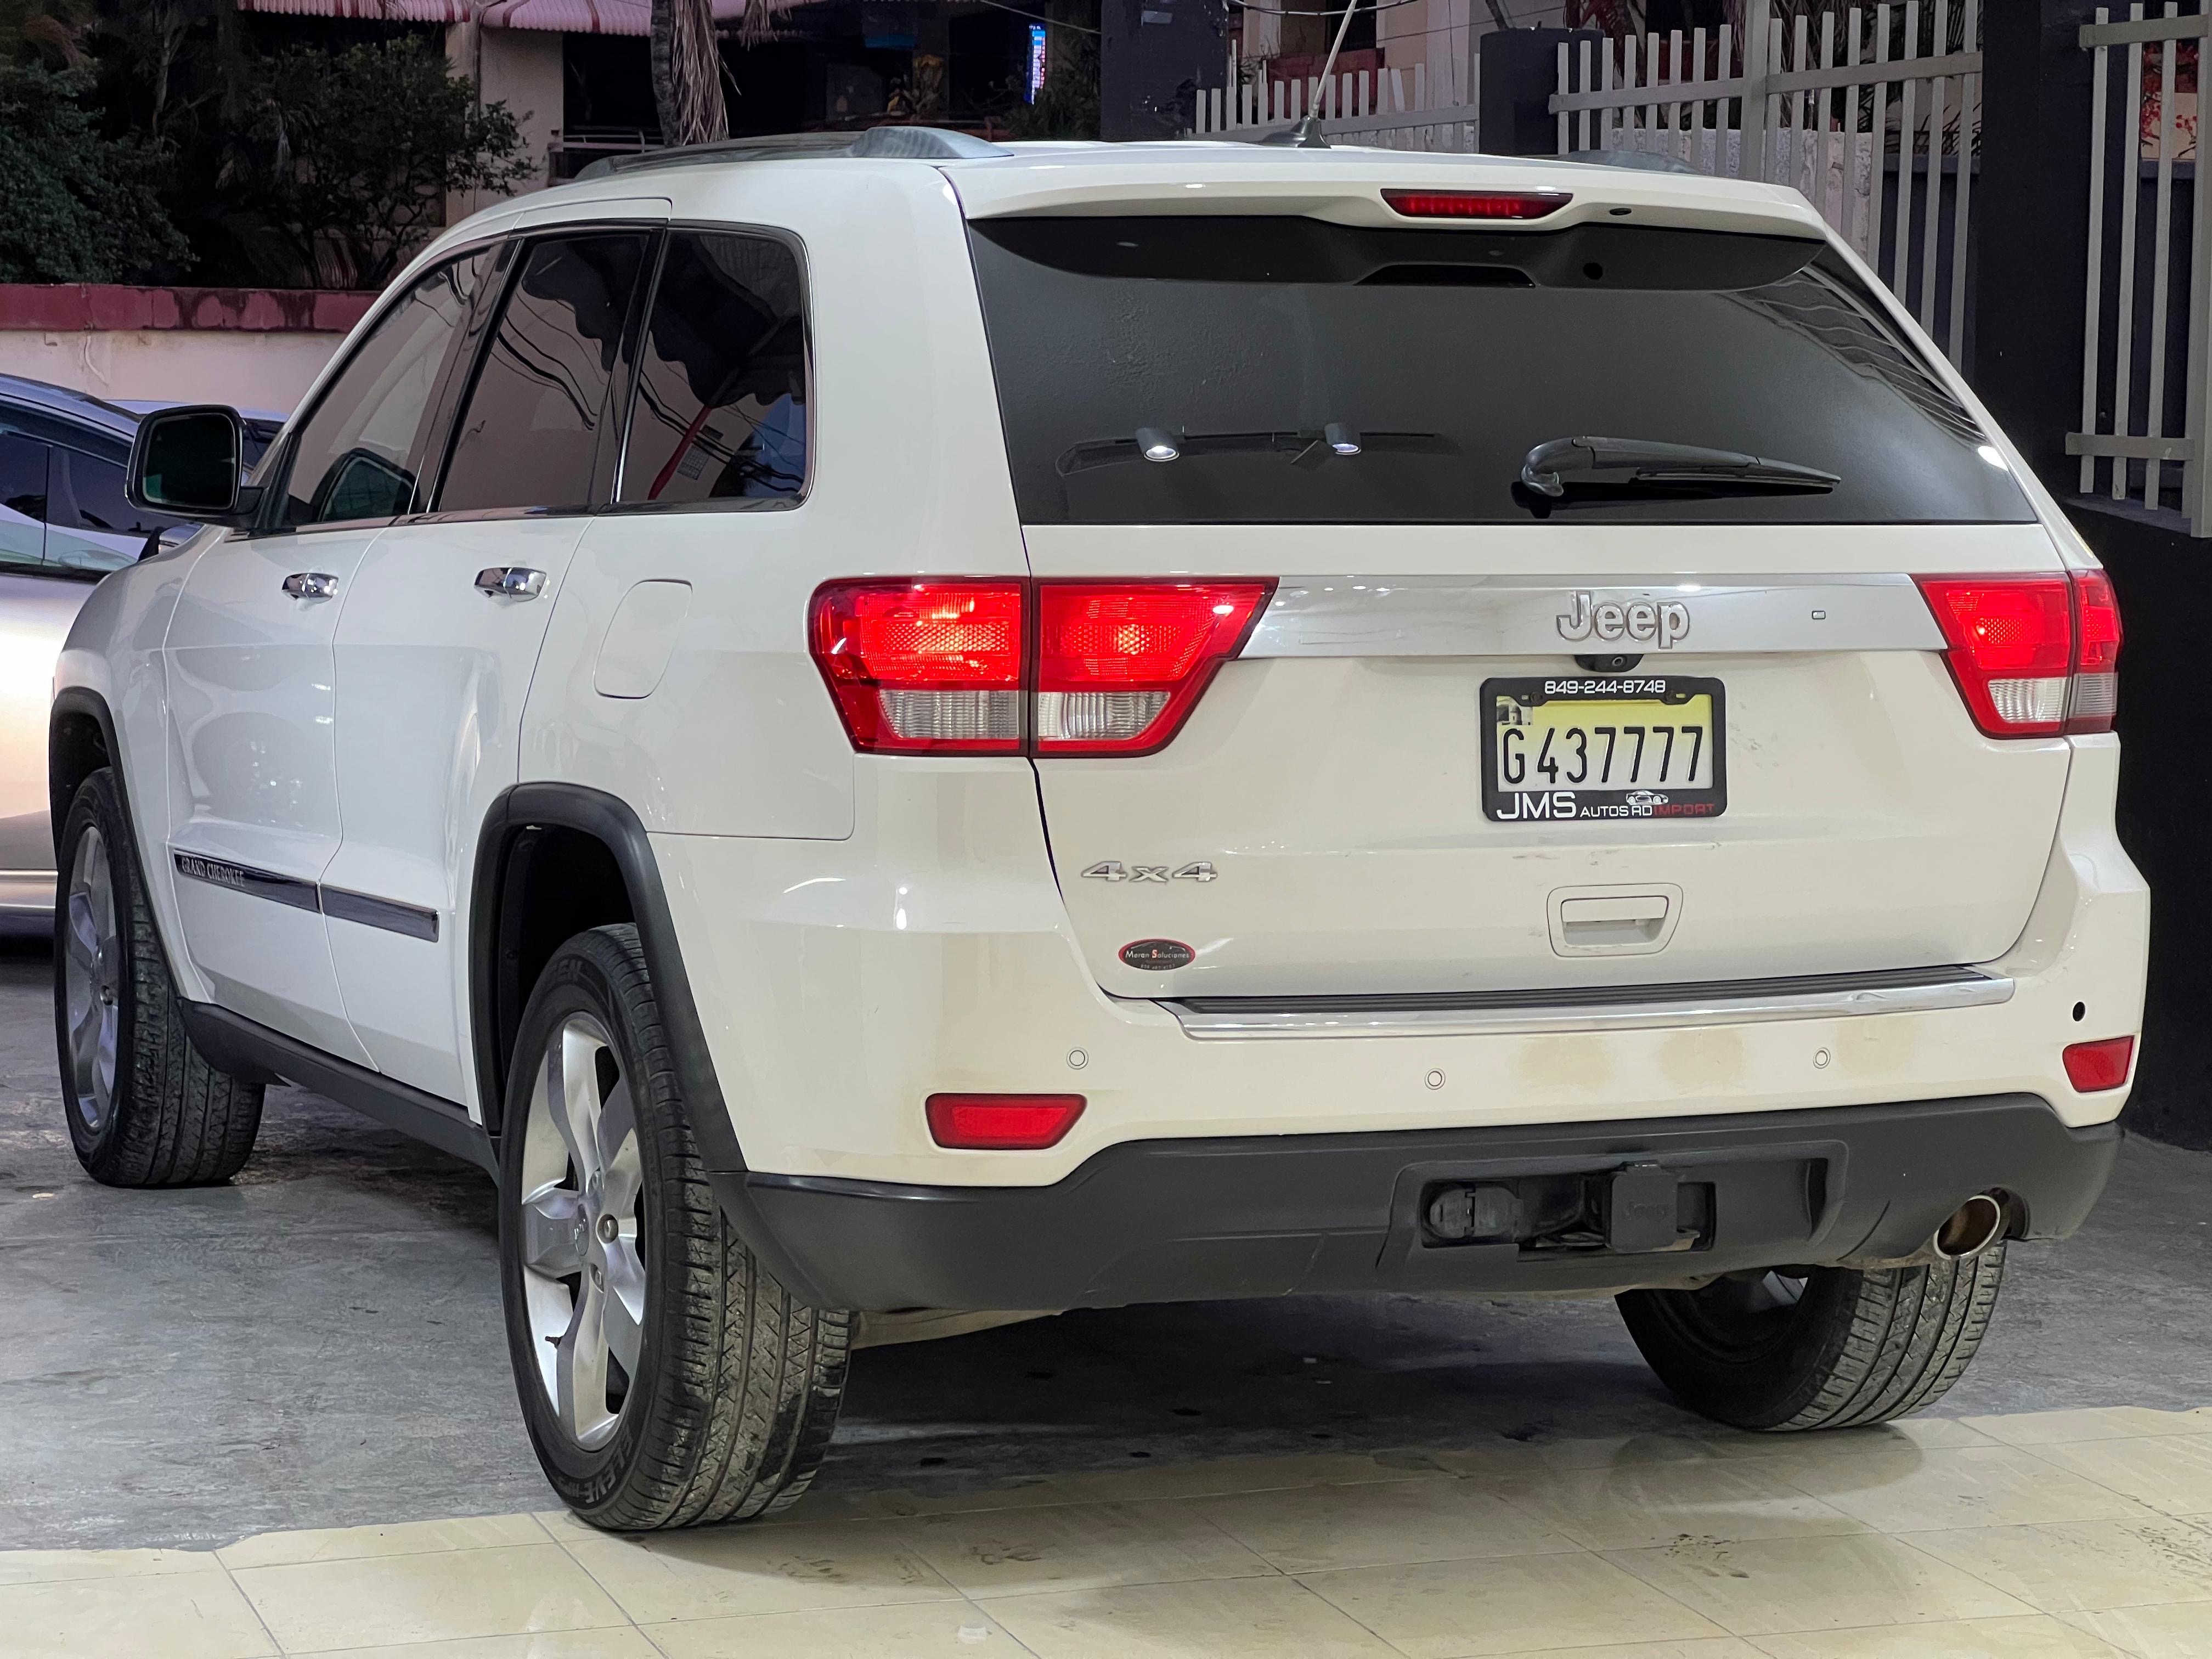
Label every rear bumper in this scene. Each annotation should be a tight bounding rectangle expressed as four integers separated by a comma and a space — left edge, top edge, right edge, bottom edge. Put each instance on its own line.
724, 1094, 2118, 1311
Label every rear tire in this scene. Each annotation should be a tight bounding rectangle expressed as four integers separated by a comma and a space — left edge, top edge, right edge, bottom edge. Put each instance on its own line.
1617, 1249, 2006, 1431
54, 768, 264, 1187
498, 923, 853, 1530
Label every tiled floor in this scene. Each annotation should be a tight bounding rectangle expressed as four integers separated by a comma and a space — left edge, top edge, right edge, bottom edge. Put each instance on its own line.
8, 1406, 2212, 1658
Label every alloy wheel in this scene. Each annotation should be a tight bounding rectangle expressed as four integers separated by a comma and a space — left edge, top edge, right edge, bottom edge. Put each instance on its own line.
518, 1013, 646, 1450
61, 826, 121, 1134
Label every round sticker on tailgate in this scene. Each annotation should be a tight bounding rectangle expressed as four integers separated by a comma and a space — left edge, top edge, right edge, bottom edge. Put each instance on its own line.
1120, 938, 1194, 970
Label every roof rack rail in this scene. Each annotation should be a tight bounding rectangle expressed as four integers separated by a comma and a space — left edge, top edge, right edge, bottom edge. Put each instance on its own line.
577, 126, 1008, 180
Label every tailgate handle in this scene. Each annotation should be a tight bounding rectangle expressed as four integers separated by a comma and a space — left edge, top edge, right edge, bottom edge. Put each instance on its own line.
1549, 886, 1681, 957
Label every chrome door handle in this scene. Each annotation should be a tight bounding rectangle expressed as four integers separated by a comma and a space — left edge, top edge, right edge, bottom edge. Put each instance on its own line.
475, 566, 545, 600
281, 571, 340, 600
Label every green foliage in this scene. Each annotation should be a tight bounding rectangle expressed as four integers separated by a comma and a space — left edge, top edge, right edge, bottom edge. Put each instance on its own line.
0, 61, 188, 281
1009, 35, 1098, 140
0, 0, 92, 69
223, 36, 532, 289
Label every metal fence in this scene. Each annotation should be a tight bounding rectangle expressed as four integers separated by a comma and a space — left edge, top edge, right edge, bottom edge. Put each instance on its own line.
1190, 50, 1480, 151
2069, 4, 2209, 530
1550, 2, 1983, 366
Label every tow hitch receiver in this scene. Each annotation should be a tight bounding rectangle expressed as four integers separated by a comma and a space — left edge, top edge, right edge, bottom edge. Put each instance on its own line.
1605, 1164, 1683, 1254
1421, 1162, 1709, 1255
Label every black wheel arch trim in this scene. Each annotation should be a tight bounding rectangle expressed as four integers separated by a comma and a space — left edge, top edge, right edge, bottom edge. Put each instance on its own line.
469, 785, 827, 1295
470, 785, 745, 1171
49, 686, 133, 866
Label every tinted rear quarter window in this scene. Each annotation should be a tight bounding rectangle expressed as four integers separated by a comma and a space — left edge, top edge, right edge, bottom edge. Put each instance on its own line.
619, 231, 808, 506
967, 217, 2032, 526
439, 232, 650, 514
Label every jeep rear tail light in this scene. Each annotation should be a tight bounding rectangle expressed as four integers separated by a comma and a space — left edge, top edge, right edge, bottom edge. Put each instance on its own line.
1035, 582, 1274, 755
809, 579, 1274, 757
1382, 188, 1571, 220
926, 1093, 1086, 1149
2062, 1035, 2134, 1092
809, 580, 1025, 753
1916, 575, 2075, 737
2067, 568, 2123, 733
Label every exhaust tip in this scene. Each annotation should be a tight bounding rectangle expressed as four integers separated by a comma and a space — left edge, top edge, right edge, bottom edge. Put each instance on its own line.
1933, 1193, 2007, 1260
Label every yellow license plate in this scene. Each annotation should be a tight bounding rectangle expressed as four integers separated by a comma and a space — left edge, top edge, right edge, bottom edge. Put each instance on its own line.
1482, 675, 1726, 822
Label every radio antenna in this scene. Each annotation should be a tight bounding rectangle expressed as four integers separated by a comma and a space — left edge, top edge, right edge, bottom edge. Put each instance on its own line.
1286, 0, 1363, 148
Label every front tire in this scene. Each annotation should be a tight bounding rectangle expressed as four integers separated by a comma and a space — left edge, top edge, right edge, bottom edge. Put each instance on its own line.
498, 924, 853, 1529
1618, 1250, 2006, 1432
54, 768, 264, 1187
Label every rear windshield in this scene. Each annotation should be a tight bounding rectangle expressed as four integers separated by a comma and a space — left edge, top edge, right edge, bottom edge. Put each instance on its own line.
966, 216, 2033, 526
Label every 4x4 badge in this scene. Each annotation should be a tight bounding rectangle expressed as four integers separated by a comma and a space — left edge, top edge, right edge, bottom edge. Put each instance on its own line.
1082, 861, 1217, 883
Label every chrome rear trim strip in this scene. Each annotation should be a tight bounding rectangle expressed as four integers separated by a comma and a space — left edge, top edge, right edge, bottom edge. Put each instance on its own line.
1160, 967, 2013, 1040
1240, 573, 1943, 659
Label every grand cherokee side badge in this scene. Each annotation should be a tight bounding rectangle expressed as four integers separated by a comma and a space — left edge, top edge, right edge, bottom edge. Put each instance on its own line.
1120, 939, 1195, 970
1082, 861, 1217, 883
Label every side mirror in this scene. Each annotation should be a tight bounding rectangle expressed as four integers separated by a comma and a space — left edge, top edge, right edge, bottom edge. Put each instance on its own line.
127, 405, 258, 523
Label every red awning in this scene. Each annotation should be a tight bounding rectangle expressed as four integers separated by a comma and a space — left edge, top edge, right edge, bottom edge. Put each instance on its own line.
235, 1, 476, 19
235, 0, 754, 31
483, 0, 749, 29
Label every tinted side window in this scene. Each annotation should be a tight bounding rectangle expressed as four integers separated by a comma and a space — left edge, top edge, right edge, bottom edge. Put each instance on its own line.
438, 232, 650, 514
619, 232, 808, 505
52, 445, 172, 537
45, 444, 184, 571
0, 431, 48, 572
281, 249, 494, 528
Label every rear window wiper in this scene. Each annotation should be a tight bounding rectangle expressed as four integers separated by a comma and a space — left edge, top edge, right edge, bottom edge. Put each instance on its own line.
1519, 436, 1841, 501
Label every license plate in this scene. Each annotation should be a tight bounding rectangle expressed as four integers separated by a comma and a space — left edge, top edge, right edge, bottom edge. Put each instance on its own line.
1482, 675, 1726, 822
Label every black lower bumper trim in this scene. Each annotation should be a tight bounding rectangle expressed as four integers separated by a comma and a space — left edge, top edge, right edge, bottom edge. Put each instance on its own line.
726, 1096, 2118, 1312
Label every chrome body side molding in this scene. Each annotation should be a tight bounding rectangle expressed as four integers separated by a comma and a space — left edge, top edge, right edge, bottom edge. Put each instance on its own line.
1240, 573, 1944, 659
172, 850, 439, 942
1158, 966, 2013, 1040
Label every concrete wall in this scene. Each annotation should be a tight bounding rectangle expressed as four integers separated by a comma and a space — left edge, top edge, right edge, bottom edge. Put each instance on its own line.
446, 21, 565, 216
0, 287, 374, 414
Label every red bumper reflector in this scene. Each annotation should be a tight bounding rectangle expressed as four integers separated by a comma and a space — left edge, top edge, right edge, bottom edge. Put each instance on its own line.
1382, 188, 1571, 220
926, 1093, 1086, 1149
2062, 1036, 2135, 1092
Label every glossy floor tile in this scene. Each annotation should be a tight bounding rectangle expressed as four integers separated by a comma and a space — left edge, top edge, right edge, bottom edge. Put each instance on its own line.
1741, 1444, 2159, 1533
1299, 1550, 1733, 1657
0, 1568, 276, 1659
1486, 1459, 1871, 1552
986, 1576, 1404, 1658
10, 1403, 2212, 1656
1747, 1614, 2132, 1656
1198, 1476, 1582, 1572
1602, 1532, 2036, 1634
904, 1500, 1276, 1598
230, 1542, 628, 1652
1906, 1518, 2212, 1614
557, 1520, 958, 1623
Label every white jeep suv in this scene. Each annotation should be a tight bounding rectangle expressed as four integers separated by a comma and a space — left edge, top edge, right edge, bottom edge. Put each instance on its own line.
52, 129, 2147, 1531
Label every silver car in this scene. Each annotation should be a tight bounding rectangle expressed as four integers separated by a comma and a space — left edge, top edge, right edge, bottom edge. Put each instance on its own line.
1, 375, 277, 929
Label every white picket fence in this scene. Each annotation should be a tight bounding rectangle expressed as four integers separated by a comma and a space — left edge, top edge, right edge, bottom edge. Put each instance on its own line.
1190, 58, 1479, 151
2068, 4, 2211, 530
1551, 2, 1984, 366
